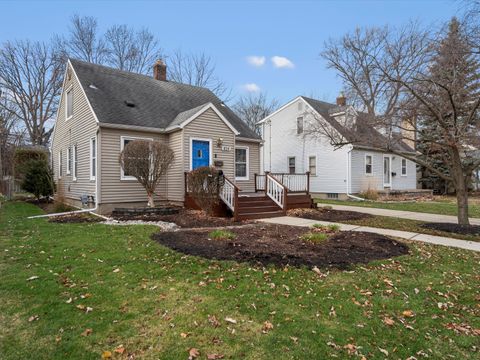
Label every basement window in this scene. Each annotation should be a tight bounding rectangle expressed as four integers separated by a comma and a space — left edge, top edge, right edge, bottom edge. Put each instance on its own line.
327, 193, 339, 199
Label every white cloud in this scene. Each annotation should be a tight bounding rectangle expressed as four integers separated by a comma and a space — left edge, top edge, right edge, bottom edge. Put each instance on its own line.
243, 83, 261, 92
246, 55, 266, 67
271, 56, 295, 69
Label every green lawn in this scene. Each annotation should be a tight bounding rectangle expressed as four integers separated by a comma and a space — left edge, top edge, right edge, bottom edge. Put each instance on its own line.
1, 202, 480, 359
315, 198, 480, 218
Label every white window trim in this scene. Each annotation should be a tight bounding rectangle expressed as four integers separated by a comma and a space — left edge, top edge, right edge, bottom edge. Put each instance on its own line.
365, 154, 373, 176
383, 155, 392, 187
120, 135, 153, 180
401, 158, 407, 176
65, 85, 73, 121
58, 151, 62, 179
235, 146, 249, 181
296, 116, 304, 135
72, 145, 77, 181
308, 155, 317, 176
288, 156, 296, 174
189, 137, 213, 171
66, 146, 71, 175
90, 137, 97, 181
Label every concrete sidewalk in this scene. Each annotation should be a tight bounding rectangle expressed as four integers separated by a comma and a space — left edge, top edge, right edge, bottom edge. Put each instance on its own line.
259, 216, 480, 252
318, 204, 480, 226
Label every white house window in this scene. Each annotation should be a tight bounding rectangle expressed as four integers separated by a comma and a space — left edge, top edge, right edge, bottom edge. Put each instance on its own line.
288, 157, 296, 174
120, 136, 152, 180
67, 146, 72, 175
235, 147, 249, 180
309, 156, 317, 176
58, 151, 63, 179
66, 87, 73, 119
401, 158, 407, 176
296, 117, 304, 134
90, 137, 96, 180
73, 145, 78, 181
365, 155, 373, 175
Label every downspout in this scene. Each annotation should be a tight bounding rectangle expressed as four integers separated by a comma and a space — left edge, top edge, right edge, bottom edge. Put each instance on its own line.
28, 130, 102, 219
346, 145, 365, 201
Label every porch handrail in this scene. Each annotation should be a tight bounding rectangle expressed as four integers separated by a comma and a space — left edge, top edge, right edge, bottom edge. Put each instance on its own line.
219, 175, 239, 217
266, 173, 287, 210
271, 172, 310, 193
254, 173, 266, 192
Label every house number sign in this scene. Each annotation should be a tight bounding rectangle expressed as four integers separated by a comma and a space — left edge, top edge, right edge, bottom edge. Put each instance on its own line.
221, 145, 232, 152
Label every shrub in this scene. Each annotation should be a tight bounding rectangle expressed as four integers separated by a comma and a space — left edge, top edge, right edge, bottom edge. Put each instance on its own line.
187, 166, 223, 215
14, 148, 49, 180
359, 187, 379, 201
21, 159, 55, 201
208, 229, 236, 240
311, 223, 340, 232
53, 202, 74, 213
301, 232, 328, 243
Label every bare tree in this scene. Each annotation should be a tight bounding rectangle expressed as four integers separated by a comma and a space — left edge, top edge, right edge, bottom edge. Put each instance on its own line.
186, 166, 222, 215
167, 50, 231, 100
56, 14, 108, 64
0, 40, 63, 146
119, 140, 174, 207
233, 93, 278, 134
317, 18, 480, 225
105, 25, 164, 74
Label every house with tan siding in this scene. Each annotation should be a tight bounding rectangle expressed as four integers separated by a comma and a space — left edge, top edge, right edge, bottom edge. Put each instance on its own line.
51, 59, 262, 214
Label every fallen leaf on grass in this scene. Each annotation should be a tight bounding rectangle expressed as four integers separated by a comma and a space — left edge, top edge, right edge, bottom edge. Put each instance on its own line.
262, 321, 274, 333
114, 345, 125, 354
290, 336, 299, 344
208, 315, 220, 328
207, 354, 224, 360
402, 310, 414, 318
81, 328, 92, 336
188, 348, 200, 359
113, 268, 120, 273
225, 317, 237, 324
344, 343, 357, 355
26, 276, 39, 281
445, 322, 480, 336
379, 347, 389, 356
101, 350, 112, 359
383, 317, 395, 326
180, 332, 190, 338
28, 315, 39, 322
65, 298, 73, 304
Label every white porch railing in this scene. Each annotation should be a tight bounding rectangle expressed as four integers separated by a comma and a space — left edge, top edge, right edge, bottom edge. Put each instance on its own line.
266, 174, 287, 209
255, 174, 266, 191
272, 173, 309, 193
219, 176, 237, 212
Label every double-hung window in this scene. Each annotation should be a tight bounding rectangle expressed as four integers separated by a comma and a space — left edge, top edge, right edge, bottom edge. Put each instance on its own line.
90, 137, 96, 180
288, 157, 296, 174
296, 117, 304, 134
66, 87, 73, 120
365, 155, 373, 175
235, 147, 249, 180
401, 158, 407, 176
120, 136, 152, 180
67, 146, 72, 175
309, 156, 317, 176
73, 145, 78, 181
58, 151, 63, 179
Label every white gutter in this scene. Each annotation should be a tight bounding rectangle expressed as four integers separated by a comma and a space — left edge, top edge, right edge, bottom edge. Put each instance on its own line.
28, 130, 100, 219
346, 145, 365, 201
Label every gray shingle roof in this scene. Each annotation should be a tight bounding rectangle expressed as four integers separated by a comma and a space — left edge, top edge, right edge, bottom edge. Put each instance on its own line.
301, 96, 414, 153
70, 59, 259, 140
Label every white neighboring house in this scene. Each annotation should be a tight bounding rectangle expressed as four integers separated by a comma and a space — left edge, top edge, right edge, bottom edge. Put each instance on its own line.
257, 95, 417, 199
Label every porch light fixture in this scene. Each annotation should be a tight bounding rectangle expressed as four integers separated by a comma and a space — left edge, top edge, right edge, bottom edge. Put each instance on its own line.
216, 138, 224, 147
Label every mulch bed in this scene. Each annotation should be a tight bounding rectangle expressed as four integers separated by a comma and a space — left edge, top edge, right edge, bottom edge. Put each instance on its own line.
152, 224, 409, 268
112, 209, 245, 228
421, 222, 480, 236
48, 213, 103, 223
288, 207, 373, 222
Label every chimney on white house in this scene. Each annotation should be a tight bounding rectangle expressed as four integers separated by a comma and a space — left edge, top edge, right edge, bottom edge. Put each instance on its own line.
153, 59, 167, 81
336, 92, 346, 107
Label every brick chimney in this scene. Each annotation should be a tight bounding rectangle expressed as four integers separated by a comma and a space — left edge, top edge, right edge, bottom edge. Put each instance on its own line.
336, 92, 346, 106
153, 59, 166, 81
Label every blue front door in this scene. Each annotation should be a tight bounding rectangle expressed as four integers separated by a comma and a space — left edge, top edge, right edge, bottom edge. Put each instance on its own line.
191, 140, 210, 169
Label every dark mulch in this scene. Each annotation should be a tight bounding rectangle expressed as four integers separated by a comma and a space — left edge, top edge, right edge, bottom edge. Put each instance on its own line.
288, 207, 373, 222
421, 222, 480, 236
26, 198, 75, 214
152, 224, 409, 268
112, 208, 245, 228
48, 213, 103, 223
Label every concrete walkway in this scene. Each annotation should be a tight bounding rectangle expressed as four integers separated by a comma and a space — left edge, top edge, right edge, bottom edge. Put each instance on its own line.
319, 204, 480, 226
259, 216, 480, 252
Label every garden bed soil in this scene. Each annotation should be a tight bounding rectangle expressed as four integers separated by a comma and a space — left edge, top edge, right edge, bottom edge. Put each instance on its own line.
26, 198, 75, 214
152, 224, 409, 268
288, 207, 373, 222
48, 213, 103, 223
421, 222, 480, 236
112, 209, 245, 228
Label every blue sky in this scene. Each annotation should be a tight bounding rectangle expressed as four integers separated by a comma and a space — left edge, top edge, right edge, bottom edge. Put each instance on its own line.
1, 0, 459, 105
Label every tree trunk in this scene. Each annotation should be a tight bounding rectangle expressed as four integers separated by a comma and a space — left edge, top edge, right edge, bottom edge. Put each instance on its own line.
147, 192, 155, 208
455, 180, 470, 225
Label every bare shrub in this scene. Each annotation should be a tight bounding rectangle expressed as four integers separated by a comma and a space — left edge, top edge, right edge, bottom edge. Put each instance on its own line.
187, 166, 223, 215
359, 187, 379, 201
119, 140, 174, 207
